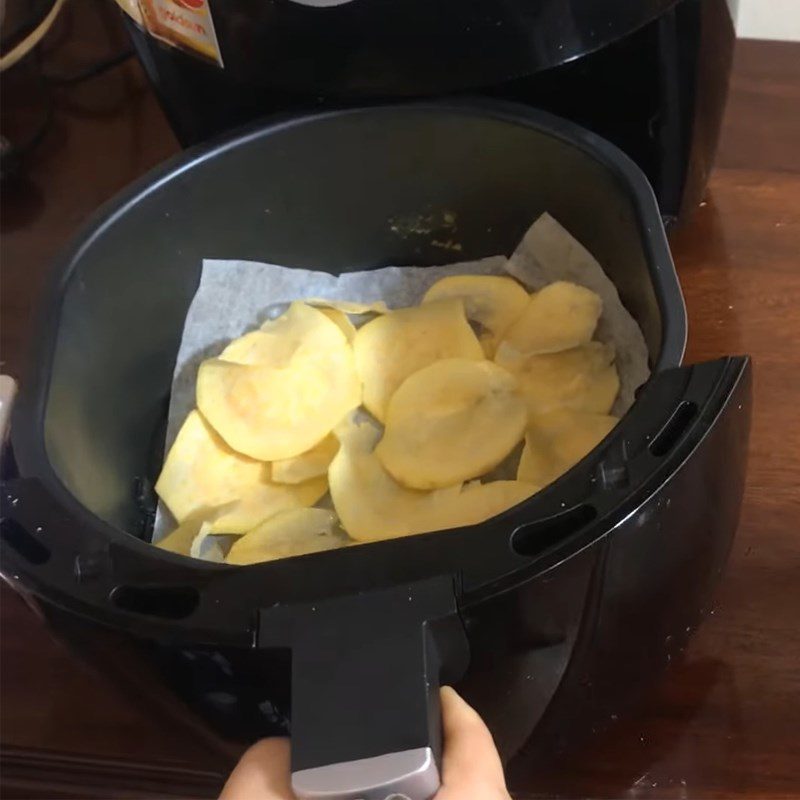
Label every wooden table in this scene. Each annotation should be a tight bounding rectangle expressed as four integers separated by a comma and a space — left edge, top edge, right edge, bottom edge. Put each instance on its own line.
2, 7, 799, 797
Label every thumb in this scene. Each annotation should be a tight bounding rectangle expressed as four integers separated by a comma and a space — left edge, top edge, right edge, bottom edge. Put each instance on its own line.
436, 686, 510, 799
219, 738, 295, 799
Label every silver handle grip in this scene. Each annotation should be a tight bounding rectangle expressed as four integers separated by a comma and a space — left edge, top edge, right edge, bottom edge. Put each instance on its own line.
292, 746, 439, 800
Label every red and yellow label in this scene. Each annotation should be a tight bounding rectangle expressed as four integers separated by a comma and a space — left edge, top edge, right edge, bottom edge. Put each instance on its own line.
114, 0, 223, 67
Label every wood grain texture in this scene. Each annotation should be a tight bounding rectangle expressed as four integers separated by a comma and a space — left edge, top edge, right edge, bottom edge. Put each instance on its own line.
0, 745, 226, 800
1, 15, 799, 799
716, 40, 800, 175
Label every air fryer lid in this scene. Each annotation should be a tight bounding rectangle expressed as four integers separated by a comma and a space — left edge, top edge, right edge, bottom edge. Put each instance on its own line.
2, 102, 749, 799
184, 0, 680, 97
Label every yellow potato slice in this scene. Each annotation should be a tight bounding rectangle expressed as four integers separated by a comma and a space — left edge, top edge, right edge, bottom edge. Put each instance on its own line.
376, 359, 527, 489
440, 479, 540, 529
220, 302, 346, 366
156, 511, 212, 557
219, 330, 275, 365
329, 419, 434, 541
329, 419, 536, 542
518, 409, 618, 487
197, 333, 361, 460
500, 281, 602, 355
353, 299, 484, 422
319, 308, 357, 342
226, 508, 342, 565
422, 274, 529, 356
210, 474, 328, 534
189, 522, 225, 562
155, 410, 267, 523
271, 434, 339, 484
496, 342, 619, 415
306, 298, 389, 314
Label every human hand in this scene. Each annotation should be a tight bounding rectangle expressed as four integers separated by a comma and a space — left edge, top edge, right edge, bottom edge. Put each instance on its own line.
219, 686, 510, 800
434, 686, 511, 799
220, 737, 293, 800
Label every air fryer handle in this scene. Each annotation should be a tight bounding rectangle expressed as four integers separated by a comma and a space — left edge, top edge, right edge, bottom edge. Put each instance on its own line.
258, 576, 469, 800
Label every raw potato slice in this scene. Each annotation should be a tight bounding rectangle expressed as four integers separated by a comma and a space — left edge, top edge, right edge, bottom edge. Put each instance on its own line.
496, 342, 620, 415
518, 409, 618, 487
220, 302, 347, 366
500, 281, 602, 355
156, 510, 214, 557
155, 410, 267, 523
190, 522, 225, 562
319, 308, 357, 342
197, 338, 361, 460
219, 331, 275, 365
306, 298, 389, 315
353, 299, 484, 421
329, 419, 537, 542
329, 419, 460, 542
271, 434, 339, 484
226, 508, 342, 565
376, 359, 527, 489
438, 479, 540, 530
422, 275, 529, 356
210, 475, 328, 534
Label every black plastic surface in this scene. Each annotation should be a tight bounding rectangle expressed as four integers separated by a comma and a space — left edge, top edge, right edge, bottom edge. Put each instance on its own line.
2, 356, 749, 648
506, 354, 752, 769
126, 0, 734, 223
9, 102, 685, 542
3, 102, 713, 643
127, 0, 678, 101
259, 576, 469, 773
0, 100, 752, 767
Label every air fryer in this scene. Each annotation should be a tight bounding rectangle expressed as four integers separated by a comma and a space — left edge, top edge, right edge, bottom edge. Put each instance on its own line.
123, 0, 735, 222
1, 102, 750, 799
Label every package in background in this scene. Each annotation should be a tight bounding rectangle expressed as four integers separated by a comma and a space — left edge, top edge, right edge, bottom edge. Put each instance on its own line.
113, 0, 223, 67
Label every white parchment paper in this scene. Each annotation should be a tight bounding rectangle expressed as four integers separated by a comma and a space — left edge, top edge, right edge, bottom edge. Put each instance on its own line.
507, 214, 651, 415
153, 213, 649, 541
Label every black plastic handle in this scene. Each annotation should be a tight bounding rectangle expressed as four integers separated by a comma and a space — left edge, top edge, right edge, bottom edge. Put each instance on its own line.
258, 576, 469, 800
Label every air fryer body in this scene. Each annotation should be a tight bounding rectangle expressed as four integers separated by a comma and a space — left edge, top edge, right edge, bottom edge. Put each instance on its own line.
5, 351, 751, 768
124, 0, 734, 221
1, 103, 751, 789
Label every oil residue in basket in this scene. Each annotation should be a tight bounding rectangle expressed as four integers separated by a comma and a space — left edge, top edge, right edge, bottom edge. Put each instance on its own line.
389, 208, 463, 253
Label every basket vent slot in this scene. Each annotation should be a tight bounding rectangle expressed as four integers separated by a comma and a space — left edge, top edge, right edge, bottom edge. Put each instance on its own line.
1, 518, 50, 565
650, 401, 698, 457
512, 504, 597, 558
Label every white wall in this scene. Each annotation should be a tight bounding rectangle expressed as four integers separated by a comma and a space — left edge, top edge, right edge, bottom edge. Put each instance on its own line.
734, 0, 800, 41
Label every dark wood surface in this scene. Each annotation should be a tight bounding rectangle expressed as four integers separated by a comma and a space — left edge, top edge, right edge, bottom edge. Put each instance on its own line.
1, 6, 799, 797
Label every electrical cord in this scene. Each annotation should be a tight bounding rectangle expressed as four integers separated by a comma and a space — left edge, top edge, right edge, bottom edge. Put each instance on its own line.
0, 0, 68, 72
1, 0, 138, 177
0, 0, 58, 53
1, 4, 35, 51
0, 41, 134, 178
1, 33, 135, 180
41, 47, 134, 85
0, 66, 53, 179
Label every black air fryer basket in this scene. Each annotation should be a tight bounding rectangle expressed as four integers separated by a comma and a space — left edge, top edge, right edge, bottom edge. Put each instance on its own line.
1, 103, 751, 800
